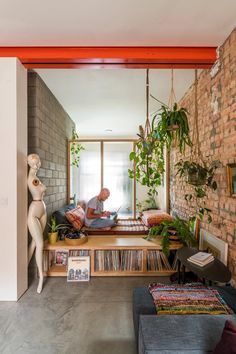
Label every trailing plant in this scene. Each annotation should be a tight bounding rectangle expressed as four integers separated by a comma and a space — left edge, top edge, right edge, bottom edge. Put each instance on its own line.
70, 128, 84, 167
144, 216, 197, 257
152, 102, 192, 153
175, 159, 220, 223
128, 125, 165, 197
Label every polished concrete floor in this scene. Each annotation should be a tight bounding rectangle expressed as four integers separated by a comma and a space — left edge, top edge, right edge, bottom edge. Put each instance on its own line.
0, 276, 168, 354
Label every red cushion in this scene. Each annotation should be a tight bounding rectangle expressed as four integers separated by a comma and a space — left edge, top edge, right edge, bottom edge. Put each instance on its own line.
141, 210, 173, 227
65, 206, 85, 230
213, 320, 236, 354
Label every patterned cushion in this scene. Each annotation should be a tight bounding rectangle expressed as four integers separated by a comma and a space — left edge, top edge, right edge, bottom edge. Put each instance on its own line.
149, 283, 233, 315
65, 206, 85, 230
142, 211, 173, 227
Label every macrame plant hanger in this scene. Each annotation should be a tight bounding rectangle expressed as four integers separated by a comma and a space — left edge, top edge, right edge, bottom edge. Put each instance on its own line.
190, 69, 203, 163
168, 68, 177, 110
144, 68, 151, 137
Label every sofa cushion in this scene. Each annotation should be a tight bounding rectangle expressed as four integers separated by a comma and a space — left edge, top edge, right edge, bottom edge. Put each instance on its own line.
213, 319, 236, 354
139, 314, 236, 354
141, 210, 173, 227
65, 206, 85, 230
133, 286, 236, 343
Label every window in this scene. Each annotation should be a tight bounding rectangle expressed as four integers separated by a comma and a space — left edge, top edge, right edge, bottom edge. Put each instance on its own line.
69, 140, 135, 218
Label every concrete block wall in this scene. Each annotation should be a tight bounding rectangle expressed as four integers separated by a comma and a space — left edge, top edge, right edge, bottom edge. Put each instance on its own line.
170, 28, 236, 285
28, 71, 75, 224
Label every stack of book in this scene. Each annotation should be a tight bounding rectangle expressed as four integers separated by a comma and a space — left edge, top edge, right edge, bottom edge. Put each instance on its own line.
187, 252, 214, 267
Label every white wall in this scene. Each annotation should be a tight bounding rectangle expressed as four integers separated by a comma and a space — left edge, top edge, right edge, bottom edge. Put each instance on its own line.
0, 58, 27, 301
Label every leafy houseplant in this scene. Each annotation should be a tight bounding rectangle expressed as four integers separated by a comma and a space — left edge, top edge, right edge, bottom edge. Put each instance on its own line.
152, 102, 192, 153
70, 128, 84, 168
47, 216, 69, 244
144, 216, 197, 257
128, 125, 165, 197
136, 193, 159, 213
175, 159, 220, 223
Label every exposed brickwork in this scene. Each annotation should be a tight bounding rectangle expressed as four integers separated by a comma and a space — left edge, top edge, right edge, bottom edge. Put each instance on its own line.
28, 71, 75, 225
170, 28, 236, 285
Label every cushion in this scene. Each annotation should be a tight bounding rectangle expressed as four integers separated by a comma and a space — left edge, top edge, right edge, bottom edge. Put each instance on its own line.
149, 282, 233, 315
142, 211, 173, 227
65, 206, 85, 230
213, 320, 236, 354
52, 204, 75, 225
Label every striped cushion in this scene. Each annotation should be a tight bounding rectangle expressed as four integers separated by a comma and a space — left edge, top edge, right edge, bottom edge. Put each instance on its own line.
149, 283, 233, 315
65, 206, 85, 230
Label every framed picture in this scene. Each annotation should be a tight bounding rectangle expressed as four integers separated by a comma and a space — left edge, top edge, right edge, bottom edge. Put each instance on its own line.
67, 256, 90, 282
55, 250, 69, 266
227, 163, 236, 197
199, 229, 228, 265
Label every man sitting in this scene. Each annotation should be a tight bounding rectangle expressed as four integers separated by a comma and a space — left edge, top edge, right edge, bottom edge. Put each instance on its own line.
85, 188, 117, 229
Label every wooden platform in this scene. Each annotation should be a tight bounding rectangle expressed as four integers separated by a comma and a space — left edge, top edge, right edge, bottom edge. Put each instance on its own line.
43, 236, 182, 277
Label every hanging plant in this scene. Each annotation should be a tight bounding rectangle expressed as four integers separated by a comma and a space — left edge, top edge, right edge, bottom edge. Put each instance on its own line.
174, 70, 221, 223
152, 102, 192, 153
70, 128, 84, 167
128, 69, 165, 197
175, 159, 220, 223
128, 131, 165, 197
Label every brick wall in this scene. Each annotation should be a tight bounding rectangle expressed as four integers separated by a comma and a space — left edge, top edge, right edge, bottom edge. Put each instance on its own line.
170, 28, 236, 285
28, 71, 75, 225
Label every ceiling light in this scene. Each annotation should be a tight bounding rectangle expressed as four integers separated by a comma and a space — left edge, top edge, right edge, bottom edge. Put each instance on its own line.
105, 129, 112, 132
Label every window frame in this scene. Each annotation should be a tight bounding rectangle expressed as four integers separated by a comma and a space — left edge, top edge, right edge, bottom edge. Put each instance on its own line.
68, 139, 137, 217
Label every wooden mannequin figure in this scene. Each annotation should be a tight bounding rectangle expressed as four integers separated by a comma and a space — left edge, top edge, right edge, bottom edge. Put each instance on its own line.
27, 154, 46, 294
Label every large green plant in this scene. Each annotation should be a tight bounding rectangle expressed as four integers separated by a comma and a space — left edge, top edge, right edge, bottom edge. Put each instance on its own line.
153, 102, 192, 153
145, 216, 197, 257
128, 125, 165, 197
175, 159, 220, 223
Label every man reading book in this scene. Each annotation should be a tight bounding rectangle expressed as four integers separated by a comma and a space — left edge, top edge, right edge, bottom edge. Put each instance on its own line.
85, 188, 117, 229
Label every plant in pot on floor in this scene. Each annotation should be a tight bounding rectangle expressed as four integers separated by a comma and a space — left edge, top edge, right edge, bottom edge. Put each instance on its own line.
47, 216, 69, 245
144, 216, 197, 257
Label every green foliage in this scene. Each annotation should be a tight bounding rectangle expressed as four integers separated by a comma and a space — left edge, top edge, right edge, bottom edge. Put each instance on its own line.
136, 191, 159, 212
70, 128, 84, 168
144, 216, 197, 257
176, 159, 220, 222
152, 103, 192, 153
47, 216, 69, 233
128, 130, 165, 196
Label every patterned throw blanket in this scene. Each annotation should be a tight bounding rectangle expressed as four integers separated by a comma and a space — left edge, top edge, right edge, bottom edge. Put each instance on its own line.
84, 219, 149, 235
149, 283, 233, 315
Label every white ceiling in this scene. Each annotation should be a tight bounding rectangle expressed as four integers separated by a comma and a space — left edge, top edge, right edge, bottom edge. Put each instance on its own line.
36, 69, 196, 138
0, 0, 235, 46
2, 0, 234, 137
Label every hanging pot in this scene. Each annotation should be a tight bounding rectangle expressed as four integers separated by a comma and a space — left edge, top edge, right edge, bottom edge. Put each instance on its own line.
167, 124, 179, 132
187, 167, 207, 186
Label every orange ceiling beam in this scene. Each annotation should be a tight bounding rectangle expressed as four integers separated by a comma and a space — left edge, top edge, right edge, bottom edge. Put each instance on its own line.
0, 46, 216, 68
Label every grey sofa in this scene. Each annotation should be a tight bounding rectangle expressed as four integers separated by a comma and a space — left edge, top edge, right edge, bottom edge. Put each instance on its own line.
133, 286, 236, 354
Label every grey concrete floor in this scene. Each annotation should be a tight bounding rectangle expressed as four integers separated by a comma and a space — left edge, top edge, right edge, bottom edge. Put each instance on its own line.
0, 276, 169, 354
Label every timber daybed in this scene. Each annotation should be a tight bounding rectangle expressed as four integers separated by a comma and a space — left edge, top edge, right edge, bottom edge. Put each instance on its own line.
52, 204, 171, 237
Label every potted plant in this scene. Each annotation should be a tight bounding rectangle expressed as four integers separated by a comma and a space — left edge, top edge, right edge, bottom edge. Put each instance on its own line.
175, 159, 219, 187
152, 102, 192, 153
144, 216, 197, 257
47, 216, 69, 244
